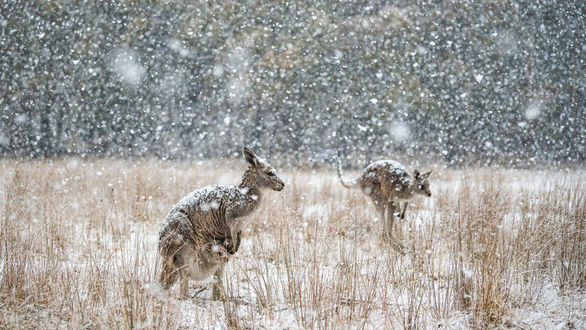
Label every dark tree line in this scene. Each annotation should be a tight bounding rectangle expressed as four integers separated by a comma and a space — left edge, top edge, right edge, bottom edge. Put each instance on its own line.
1, 0, 584, 167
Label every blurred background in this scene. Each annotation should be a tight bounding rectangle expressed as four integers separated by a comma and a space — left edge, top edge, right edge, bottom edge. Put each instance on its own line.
1, 0, 584, 167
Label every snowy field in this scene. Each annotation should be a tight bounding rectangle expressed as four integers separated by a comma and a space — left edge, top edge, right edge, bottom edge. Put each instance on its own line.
0, 159, 584, 329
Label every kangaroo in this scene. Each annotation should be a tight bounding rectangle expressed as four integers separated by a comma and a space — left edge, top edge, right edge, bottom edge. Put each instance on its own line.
158, 147, 285, 299
337, 154, 432, 253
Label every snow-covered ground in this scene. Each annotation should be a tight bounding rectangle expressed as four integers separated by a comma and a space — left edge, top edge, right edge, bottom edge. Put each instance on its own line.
0, 160, 584, 329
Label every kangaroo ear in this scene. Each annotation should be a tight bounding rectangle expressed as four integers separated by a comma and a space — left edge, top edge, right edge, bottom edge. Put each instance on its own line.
243, 147, 259, 167
413, 169, 420, 180
422, 170, 433, 179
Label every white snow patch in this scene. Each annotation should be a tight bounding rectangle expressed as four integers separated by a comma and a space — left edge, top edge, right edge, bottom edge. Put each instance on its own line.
212, 64, 224, 77
168, 38, 189, 57
525, 100, 542, 120
14, 114, 26, 124
67, 159, 79, 170
227, 77, 250, 105
111, 48, 145, 86
0, 132, 9, 147
390, 121, 410, 142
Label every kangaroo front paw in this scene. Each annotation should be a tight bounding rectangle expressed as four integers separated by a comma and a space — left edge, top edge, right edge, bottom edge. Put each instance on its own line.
234, 231, 242, 254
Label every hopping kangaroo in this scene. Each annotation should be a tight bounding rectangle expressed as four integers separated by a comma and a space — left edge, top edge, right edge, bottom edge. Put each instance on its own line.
159, 147, 285, 299
337, 154, 432, 253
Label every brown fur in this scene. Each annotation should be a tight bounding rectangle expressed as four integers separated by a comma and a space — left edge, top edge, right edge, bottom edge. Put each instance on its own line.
158, 147, 284, 299
337, 157, 432, 253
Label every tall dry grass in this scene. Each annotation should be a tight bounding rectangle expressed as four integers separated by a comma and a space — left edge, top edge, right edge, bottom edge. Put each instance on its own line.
0, 159, 584, 329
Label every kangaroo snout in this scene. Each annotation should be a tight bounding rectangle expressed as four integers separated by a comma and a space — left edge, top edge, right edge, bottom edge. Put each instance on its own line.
272, 179, 285, 191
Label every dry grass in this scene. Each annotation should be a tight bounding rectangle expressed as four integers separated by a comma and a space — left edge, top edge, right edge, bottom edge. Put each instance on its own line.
0, 159, 584, 329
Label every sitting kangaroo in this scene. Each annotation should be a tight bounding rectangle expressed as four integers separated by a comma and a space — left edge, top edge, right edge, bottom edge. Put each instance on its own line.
159, 147, 285, 299
337, 154, 432, 253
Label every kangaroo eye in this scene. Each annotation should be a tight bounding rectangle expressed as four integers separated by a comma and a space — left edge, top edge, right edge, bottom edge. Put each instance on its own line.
269, 172, 275, 177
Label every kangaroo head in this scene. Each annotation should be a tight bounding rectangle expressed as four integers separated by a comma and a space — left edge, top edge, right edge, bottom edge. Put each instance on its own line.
413, 169, 433, 197
243, 147, 285, 191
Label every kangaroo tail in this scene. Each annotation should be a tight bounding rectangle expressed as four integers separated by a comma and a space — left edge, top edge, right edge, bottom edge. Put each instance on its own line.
337, 150, 360, 188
